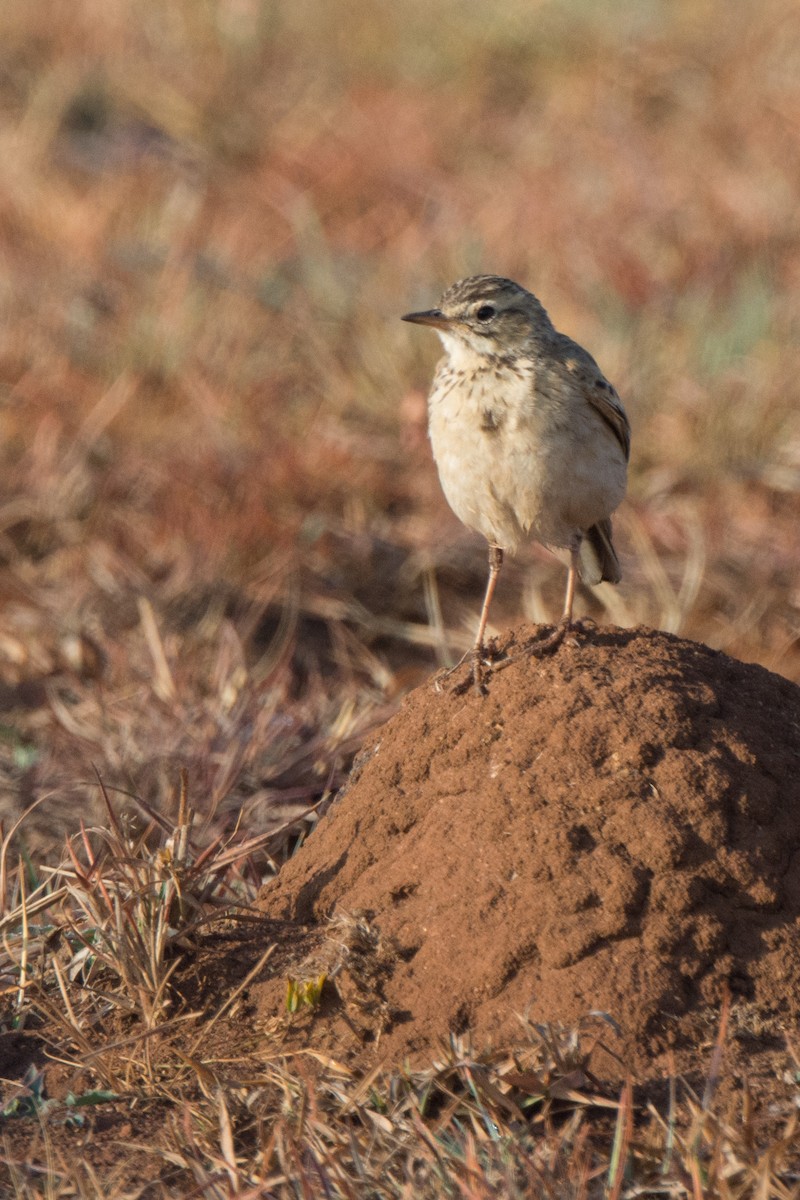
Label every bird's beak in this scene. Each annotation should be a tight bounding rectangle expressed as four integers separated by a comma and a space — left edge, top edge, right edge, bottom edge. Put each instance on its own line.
402, 309, 452, 330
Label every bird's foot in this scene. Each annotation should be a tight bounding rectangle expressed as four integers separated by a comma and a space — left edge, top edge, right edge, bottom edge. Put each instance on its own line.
470, 647, 488, 696
434, 641, 503, 697
450, 647, 489, 697
492, 619, 572, 675
522, 617, 571, 657
433, 647, 473, 693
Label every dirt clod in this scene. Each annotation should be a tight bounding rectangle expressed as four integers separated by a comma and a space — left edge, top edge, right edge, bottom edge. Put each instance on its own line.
257, 625, 800, 1080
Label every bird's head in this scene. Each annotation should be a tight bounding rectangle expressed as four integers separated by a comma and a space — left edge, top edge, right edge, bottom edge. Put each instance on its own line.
402, 275, 553, 359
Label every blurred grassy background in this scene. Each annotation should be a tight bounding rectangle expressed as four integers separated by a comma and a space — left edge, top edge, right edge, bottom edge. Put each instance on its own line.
1, 0, 800, 849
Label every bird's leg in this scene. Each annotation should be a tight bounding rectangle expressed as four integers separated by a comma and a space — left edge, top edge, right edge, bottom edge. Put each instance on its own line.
434, 544, 504, 694
521, 538, 580, 658
470, 544, 503, 692
560, 545, 578, 626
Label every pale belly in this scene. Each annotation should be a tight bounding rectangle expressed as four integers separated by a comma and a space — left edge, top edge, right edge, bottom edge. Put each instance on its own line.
428, 372, 627, 554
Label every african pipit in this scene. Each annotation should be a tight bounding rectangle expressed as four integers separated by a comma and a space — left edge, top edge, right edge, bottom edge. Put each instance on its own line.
403, 274, 630, 692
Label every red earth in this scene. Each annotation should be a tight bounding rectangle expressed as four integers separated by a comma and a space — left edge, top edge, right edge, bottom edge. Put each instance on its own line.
257, 624, 800, 1089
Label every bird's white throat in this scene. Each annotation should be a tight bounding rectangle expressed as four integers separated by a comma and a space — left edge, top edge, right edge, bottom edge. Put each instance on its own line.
436, 328, 495, 369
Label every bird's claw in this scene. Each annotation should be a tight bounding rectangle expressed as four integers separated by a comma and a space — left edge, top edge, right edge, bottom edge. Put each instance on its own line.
522, 618, 570, 657
434, 642, 503, 696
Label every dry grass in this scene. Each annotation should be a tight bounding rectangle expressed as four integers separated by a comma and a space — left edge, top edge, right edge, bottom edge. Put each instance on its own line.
1, 0, 800, 1191
1, 820, 799, 1196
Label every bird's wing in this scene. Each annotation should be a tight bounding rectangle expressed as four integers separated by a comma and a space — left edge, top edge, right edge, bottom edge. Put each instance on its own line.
585, 377, 631, 462
555, 338, 631, 462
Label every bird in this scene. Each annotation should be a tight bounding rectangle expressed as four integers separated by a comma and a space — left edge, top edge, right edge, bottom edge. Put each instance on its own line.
402, 274, 630, 693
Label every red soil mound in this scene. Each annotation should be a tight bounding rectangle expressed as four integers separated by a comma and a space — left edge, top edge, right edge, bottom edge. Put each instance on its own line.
256, 625, 800, 1080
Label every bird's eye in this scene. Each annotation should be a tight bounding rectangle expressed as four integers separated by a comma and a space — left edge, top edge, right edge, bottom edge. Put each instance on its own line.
475, 304, 496, 321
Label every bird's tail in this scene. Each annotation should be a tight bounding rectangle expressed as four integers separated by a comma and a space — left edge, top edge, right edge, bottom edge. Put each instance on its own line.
579, 519, 621, 586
